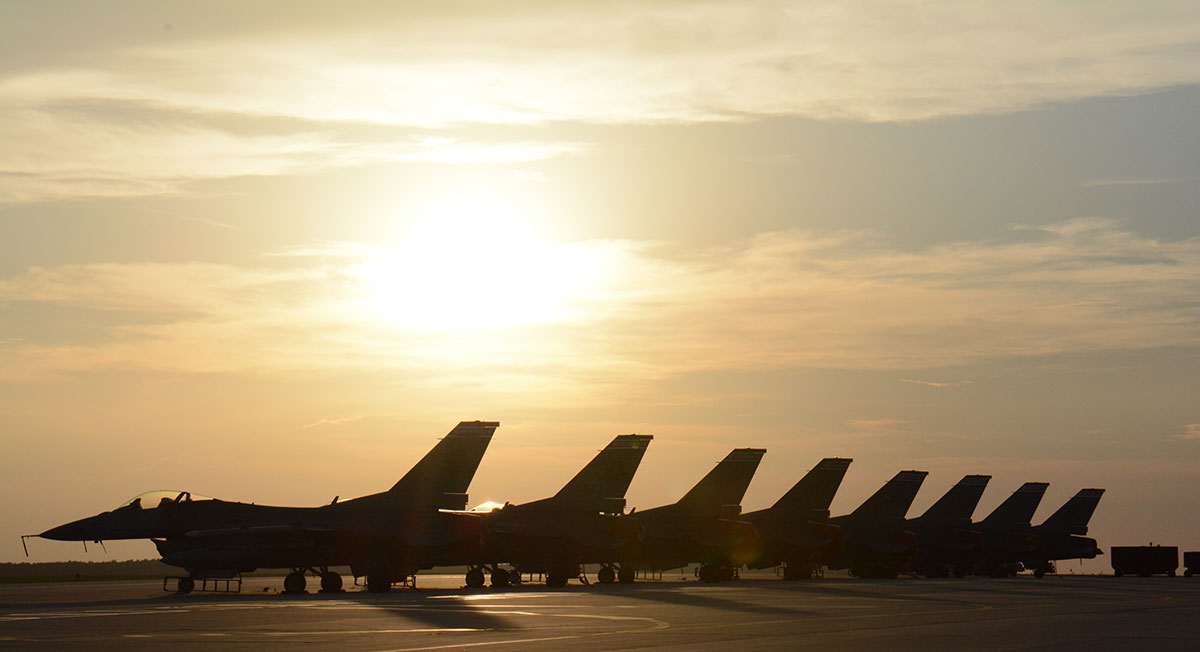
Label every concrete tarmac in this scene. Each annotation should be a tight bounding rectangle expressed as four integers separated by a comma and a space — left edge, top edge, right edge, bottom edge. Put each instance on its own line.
1, 573, 1197, 650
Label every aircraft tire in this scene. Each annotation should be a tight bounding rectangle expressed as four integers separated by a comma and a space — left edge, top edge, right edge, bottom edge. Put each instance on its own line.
1034, 567, 1046, 579
508, 568, 523, 585
1185, 569, 1193, 578
597, 566, 616, 584
465, 568, 485, 588
546, 569, 569, 588
698, 565, 718, 583
618, 567, 635, 584
367, 574, 392, 593
177, 577, 195, 594
320, 571, 343, 592
782, 565, 802, 581
490, 568, 511, 588
283, 571, 307, 594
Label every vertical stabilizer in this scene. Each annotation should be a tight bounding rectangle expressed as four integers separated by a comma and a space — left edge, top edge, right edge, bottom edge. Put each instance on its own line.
770, 457, 853, 518
553, 434, 653, 513
676, 448, 766, 514
1037, 488, 1105, 535
917, 475, 991, 524
980, 482, 1049, 528
388, 421, 498, 509
848, 470, 928, 521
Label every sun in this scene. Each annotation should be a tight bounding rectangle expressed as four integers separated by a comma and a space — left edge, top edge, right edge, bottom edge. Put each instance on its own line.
351, 191, 607, 332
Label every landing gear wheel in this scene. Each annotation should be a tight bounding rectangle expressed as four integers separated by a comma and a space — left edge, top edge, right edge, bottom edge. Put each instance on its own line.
597, 566, 616, 584
320, 571, 343, 592
698, 565, 718, 583
1185, 569, 1193, 578
490, 568, 511, 588
546, 569, 569, 588
618, 567, 635, 584
366, 574, 392, 593
465, 568, 486, 588
177, 577, 195, 594
1033, 567, 1046, 579
782, 565, 802, 581
508, 568, 523, 585
283, 571, 307, 594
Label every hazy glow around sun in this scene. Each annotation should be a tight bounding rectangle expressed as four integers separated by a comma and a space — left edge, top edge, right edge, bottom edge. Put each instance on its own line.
351, 192, 611, 332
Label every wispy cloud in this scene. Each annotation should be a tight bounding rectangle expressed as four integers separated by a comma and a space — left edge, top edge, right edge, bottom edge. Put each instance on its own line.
302, 416, 365, 430
901, 379, 973, 389
3, 2, 1199, 201
0, 107, 582, 202
2, 220, 1198, 386
9, 2, 1198, 126
1180, 424, 1200, 441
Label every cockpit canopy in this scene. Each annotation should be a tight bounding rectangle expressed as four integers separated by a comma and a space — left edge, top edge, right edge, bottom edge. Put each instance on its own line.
117, 490, 215, 510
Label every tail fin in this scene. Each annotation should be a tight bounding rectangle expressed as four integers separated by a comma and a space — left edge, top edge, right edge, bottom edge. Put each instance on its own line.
676, 448, 766, 516
388, 421, 498, 509
770, 457, 853, 519
553, 434, 653, 514
848, 470, 928, 522
917, 475, 991, 524
980, 481, 1048, 528
1037, 488, 1105, 535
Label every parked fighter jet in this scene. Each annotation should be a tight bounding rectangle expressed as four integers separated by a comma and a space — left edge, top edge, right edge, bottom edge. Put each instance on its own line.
905, 475, 990, 577
468, 434, 652, 588
742, 457, 852, 580
1025, 488, 1106, 577
626, 448, 765, 583
972, 481, 1049, 577
826, 470, 928, 578
34, 421, 498, 594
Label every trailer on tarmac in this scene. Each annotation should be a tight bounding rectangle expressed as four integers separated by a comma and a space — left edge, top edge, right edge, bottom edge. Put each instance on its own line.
1111, 546, 1178, 577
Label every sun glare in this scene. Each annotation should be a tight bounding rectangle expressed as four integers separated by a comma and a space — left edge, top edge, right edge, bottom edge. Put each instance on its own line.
352, 192, 608, 332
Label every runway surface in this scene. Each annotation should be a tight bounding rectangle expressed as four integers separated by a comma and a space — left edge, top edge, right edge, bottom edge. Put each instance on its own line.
1, 573, 1197, 650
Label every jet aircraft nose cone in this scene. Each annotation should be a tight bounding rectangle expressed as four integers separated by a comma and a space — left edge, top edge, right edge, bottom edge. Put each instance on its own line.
39, 522, 86, 541
38, 514, 106, 541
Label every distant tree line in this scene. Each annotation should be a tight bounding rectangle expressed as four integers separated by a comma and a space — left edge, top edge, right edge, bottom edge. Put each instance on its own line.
0, 559, 174, 582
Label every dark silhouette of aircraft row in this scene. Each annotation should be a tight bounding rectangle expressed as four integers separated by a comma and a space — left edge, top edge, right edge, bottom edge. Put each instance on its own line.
33, 421, 1104, 593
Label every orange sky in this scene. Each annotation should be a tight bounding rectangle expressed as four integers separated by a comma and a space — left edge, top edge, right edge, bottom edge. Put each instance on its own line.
3, 1, 1200, 571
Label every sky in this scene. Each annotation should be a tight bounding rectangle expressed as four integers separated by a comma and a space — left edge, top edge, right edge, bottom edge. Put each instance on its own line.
3, 1, 1200, 572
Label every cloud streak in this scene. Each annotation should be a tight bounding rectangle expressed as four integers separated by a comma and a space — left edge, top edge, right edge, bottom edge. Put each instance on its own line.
2, 219, 1198, 390
3, 2, 1199, 201
901, 379, 973, 389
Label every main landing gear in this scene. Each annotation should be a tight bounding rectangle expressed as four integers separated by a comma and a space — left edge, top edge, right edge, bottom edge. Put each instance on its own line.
464, 565, 521, 589
545, 565, 583, 588
283, 567, 345, 594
